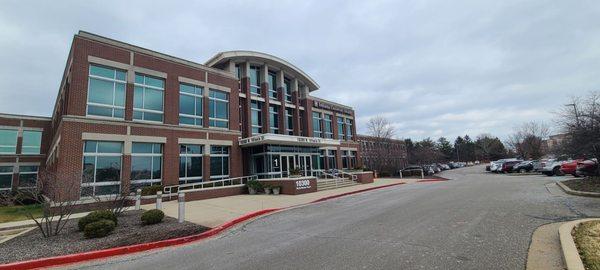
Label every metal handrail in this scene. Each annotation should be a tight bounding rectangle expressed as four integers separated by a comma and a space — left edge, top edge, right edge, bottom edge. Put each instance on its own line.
338, 171, 359, 182
163, 175, 257, 194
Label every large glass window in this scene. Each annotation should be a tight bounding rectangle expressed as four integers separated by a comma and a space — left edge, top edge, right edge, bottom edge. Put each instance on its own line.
0, 129, 18, 154
327, 150, 337, 169
323, 114, 333, 139
342, 150, 349, 169
134, 74, 164, 122
268, 72, 277, 99
179, 83, 203, 126
249, 66, 261, 95
210, 146, 229, 180
346, 119, 354, 140
18, 165, 38, 188
22, 130, 42, 154
312, 112, 322, 138
269, 105, 279, 134
131, 143, 162, 190
179, 144, 203, 184
284, 78, 292, 103
285, 108, 294, 135
82, 141, 122, 197
209, 89, 229, 128
337, 117, 345, 140
350, 151, 357, 169
87, 65, 126, 118
0, 166, 12, 190
251, 100, 262, 134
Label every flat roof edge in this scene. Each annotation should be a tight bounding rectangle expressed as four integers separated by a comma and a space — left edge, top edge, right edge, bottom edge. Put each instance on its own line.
77, 31, 237, 80
0, 112, 51, 121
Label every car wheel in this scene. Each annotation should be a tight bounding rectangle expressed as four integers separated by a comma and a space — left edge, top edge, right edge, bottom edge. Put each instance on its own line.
553, 167, 563, 176
519, 169, 526, 173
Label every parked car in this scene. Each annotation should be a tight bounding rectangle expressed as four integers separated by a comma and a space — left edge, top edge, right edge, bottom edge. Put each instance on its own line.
532, 159, 548, 172
577, 159, 599, 177
560, 159, 584, 177
490, 158, 519, 173
540, 159, 566, 176
440, 164, 451, 170
512, 161, 534, 173
501, 160, 522, 173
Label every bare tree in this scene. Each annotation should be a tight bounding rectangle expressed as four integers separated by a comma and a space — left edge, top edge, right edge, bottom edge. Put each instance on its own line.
0, 171, 80, 237
86, 172, 133, 217
506, 121, 550, 159
365, 116, 398, 175
367, 116, 395, 139
557, 91, 600, 175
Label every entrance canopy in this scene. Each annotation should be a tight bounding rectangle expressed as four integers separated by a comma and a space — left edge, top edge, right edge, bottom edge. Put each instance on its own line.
239, 134, 340, 148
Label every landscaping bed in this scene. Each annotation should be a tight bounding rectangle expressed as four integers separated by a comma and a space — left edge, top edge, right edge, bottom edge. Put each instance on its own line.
572, 220, 600, 270
0, 210, 208, 264
563, 178, 600, 193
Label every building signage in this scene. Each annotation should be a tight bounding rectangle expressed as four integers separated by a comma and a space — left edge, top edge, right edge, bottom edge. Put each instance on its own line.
239, 135, 266, 145
239, 134, 340, 147
295, 179, 312, 190
297, 137, 322, 144
313, 100, 353, 115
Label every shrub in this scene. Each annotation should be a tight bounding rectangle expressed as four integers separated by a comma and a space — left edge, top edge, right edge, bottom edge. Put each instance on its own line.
83, 219, 116, 238
78, 210, 118, 231
141, 185, 163, 196
246, 180, 263, 190
141, 209, 164, 225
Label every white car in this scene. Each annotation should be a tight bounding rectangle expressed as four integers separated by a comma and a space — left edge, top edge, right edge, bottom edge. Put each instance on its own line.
540, 159, 566, 176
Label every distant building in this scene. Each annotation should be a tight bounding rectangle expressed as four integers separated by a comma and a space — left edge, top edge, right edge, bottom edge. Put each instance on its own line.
543, 133, 568, 154
357, 135, 407, 176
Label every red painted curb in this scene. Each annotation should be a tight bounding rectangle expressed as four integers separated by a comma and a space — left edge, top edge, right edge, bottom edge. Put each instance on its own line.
0, 208, 279, 270
0, 179, 433, 270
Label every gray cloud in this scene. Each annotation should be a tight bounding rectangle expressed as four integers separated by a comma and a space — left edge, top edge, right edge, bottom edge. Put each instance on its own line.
1, 0, 598, 141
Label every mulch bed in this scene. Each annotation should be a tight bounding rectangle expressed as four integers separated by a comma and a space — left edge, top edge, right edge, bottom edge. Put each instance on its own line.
0, 210, 209, 264
563, 178, 600, 193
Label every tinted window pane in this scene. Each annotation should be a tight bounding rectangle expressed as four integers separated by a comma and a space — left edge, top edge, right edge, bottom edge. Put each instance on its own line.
114, 83, 125, 107
87, 105, 113, 117
195, 98, 202, 116
133, 111, 143, 120
135, 74, 144, 84
132, 143, 152, 153
216, 101, 228, 118
0, 129, 18, 153
131, 156, 152, 180
114, 109, 124, 118
22, 131, 42, 154
180, 116, 195, 125
0, 166, 13, 173
189, 157, 202, 177
97, 142, 122, 153
188, 145, 202, 154
19, 173, 37, 187
180, 84, 196, 94
179, 157, 186, 177
146, 76, 164, 88
210, 157, 221, 176
134, 86, 144, 108
19, 166, 38, 173
115, 70, 126, 81
96, 156, 121, 182
88, 78, 114, 104
96, 185, 120, 195
180, 95, 195, 115
153, 156, 162, 179
90, 65, 114, 79
145, 89, 163, 111
144, 112, 163, 122
0, 174, 11, 189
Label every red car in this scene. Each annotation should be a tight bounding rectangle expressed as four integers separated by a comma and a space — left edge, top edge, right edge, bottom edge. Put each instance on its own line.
577, 159, 599, 176
501, 161, 522, 173
560, 159, 584, 177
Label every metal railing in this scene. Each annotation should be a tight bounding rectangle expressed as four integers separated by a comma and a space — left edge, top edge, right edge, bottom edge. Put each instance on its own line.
338, 170, 359, 182
163, 175, 257, 195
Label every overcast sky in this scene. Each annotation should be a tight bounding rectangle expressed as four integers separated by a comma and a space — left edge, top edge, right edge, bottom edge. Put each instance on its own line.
1, 1, 598, 141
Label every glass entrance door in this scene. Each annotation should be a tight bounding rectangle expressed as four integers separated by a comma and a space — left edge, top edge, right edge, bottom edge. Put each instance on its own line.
280, 155, 295, 177
296, 155, 312, 176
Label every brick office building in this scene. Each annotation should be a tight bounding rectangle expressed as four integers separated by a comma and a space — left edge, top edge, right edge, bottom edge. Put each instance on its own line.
357, 135, 407, 176
0, 31, 363, 201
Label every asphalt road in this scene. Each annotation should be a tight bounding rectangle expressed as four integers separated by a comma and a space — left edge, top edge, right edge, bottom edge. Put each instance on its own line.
65, 166, 600, 270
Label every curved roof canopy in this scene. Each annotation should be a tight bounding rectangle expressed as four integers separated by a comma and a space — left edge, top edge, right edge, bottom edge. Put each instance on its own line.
205, 51, 320, 91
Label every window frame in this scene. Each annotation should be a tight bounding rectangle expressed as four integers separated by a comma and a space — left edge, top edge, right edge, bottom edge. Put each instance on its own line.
312, 112, 322, 138
323, 114, 333, 139
179, 144, 203, 184
284, 78, 292, 103
21, 130, 42, 154
18, 165, 38, 188
268, 71, 277, 100
208, 89, 229, 129
251, 100, 262, 134
269, 104, 279, 134
179, 83, 204, 127
86, 64, 126, 119
133, 73, 165, 123
130, 143, 162, 188
0, 165, 13, 190
0, 129, 18, 154
210, 146, 229, 180
81, 141, 123, 198
249, 66, 261, 95
337, 117, 346, 140
285, 108, 294, 135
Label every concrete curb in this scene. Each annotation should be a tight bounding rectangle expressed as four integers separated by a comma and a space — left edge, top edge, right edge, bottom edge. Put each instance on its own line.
0, 179, 423, 270
558, 218, 600, 270
556, 181, 600, 198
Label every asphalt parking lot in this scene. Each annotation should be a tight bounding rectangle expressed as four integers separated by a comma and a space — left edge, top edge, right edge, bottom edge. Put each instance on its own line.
64, 166, 600, 270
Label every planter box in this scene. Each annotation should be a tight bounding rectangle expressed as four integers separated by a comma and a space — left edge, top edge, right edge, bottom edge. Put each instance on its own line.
259, 177, 317, 195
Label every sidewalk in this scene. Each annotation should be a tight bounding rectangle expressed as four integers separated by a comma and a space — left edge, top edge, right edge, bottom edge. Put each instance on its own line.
142, 178, 418, 227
